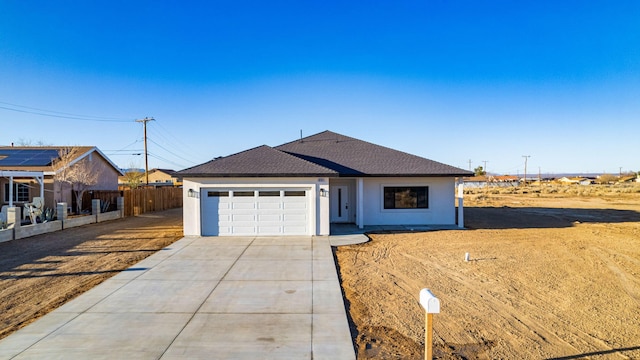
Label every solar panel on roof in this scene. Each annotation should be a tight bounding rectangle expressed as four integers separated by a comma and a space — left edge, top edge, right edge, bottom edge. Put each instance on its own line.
0, 149, 60, 166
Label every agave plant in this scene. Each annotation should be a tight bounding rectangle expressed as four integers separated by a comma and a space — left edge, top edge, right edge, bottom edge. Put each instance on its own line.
42, 207, 57, 222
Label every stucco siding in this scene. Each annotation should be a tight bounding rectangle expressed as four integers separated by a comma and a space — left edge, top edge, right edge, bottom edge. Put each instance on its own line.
89, 155, 120, 190
182, 177, 330, 236
362, 177, 456, 225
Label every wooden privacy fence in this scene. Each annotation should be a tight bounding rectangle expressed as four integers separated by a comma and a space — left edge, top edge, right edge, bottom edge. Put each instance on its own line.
122, 187, 183, 216
87, 188, 182, 217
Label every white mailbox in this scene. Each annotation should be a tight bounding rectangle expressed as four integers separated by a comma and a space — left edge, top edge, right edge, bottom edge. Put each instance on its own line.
419, 288, 440, 314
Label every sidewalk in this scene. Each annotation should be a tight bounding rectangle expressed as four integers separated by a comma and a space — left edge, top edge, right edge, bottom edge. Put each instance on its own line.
0, 236, 357, 359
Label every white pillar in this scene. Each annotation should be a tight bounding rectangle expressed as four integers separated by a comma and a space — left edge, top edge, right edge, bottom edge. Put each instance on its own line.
8, 176, 14, 207
7, 207, 20, 229
318, 182, 330, 235
36, 175, 44, 199
357, 178, 364, 229
92, 199, 101, 215
457, 181, 464, 228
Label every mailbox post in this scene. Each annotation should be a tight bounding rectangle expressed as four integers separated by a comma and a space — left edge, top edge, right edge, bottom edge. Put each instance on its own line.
419, 289, 440, 360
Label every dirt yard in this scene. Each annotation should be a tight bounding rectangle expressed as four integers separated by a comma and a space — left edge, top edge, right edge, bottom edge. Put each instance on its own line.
0, 208, 183, 340
336, 189, 640, 359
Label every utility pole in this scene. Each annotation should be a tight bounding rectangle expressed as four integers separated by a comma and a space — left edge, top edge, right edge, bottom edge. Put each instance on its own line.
619, 167, 623, 177
482, 160, 488, 174
468, 159, 472, 171
538, 166, 542, 186
135, 117, 155, 185
522, 155, 530, 185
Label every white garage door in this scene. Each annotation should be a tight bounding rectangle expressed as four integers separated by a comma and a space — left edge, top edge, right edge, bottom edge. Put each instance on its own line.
201, 189, 309, 236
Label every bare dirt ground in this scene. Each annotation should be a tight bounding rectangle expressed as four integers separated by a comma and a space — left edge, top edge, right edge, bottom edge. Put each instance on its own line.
0, 208, 183, 340
336, 189, 640, 359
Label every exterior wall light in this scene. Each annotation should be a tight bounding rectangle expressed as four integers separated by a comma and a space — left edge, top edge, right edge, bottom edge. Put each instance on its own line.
319, 188, 329, 197
187, 189, 199, 198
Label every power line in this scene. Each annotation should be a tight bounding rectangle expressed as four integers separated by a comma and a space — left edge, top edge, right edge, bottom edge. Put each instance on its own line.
147, 127, 199, 161
148, 152, 188, 169
0, 102, 133, 122
153, 120, 200, 155
148, 138, 197, 165
136, 117, 155, 185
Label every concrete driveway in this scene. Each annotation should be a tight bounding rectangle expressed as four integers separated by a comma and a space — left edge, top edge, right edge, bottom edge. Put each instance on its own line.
0, 236, 357, 359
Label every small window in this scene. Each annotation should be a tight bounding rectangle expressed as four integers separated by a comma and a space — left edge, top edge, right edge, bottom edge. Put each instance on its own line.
4, 183, 29, 202
383, 186, 428, 209
208, 191, 229, 197
259, 191, 280, 197
284, 190, 306, 197
233, 191, 255, 197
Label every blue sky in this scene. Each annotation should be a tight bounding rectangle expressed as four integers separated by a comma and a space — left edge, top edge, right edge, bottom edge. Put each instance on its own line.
1, 1, 639, 175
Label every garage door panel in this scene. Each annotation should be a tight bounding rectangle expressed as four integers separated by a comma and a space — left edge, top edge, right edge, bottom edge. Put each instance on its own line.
257, 226, 282, 234
232, 202, 256, 210
283, 226, 306, 234
284, 202, 306, 210
217, 226, 232, 235
283, 213, 306, 222
202, 187, 310, 236
258, 202, 281, 209
232, 214, 256, 221
258, 214, 281, 221
231, 225, 256, 234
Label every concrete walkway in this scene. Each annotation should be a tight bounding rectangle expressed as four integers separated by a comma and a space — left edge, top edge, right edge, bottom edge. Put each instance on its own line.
0, 236, 359, 359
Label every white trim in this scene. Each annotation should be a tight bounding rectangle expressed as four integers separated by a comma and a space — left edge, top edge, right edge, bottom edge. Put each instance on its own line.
0, 171, 45, 207
199, 185, 313, 236
54, 147, 124, 176
357, 178, 364, 229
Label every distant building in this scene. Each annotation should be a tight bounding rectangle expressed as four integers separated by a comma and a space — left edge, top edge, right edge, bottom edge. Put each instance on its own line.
558, 177, 593, 185
119, 168, 182, 188
463, 175, 519, 188
147, 168, 182, 187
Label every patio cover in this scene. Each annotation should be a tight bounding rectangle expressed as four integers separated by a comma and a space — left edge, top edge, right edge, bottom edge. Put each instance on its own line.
0, 170, 45, 207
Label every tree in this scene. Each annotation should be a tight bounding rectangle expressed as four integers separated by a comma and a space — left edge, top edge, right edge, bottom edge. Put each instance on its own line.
53, 147, 99, 214
123, 165, 144, 189
474, 166, 486, 176
16, 138, 50, 146
595, 173, 617, 185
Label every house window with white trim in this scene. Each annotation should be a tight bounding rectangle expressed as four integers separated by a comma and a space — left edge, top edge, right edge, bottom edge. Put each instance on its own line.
383, 186, 428, 209
4, 183, 30, 202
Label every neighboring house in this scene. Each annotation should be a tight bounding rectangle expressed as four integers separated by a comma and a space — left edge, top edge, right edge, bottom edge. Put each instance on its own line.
178, 130, 472, 236
0, 146, 123, 212
147, 168, 181, 187
558, 177, 592, 185
617, 175, 637, 184
118, 168, 181, 188
463, 175, 489, 188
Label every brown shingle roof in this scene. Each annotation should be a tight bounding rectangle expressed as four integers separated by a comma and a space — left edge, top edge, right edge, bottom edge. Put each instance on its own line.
276, 131, 471, 177
179, 131, 472, 178
179, 145, 338, 177
0, 146, 106, 172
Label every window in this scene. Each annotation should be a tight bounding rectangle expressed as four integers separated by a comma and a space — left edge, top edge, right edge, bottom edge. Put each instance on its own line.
259, 191, 280, 197
207, 191, 228, 197
284, 190, 306, 197
233, 191, 255, 197
383, 186, 428, 209
4, 183, 30, 202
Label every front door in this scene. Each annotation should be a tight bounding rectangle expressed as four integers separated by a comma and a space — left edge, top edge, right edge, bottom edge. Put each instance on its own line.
330, 185, 350, 222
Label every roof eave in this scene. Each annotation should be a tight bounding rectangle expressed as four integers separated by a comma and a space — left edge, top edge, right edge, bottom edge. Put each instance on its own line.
178, 173, 339, 179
